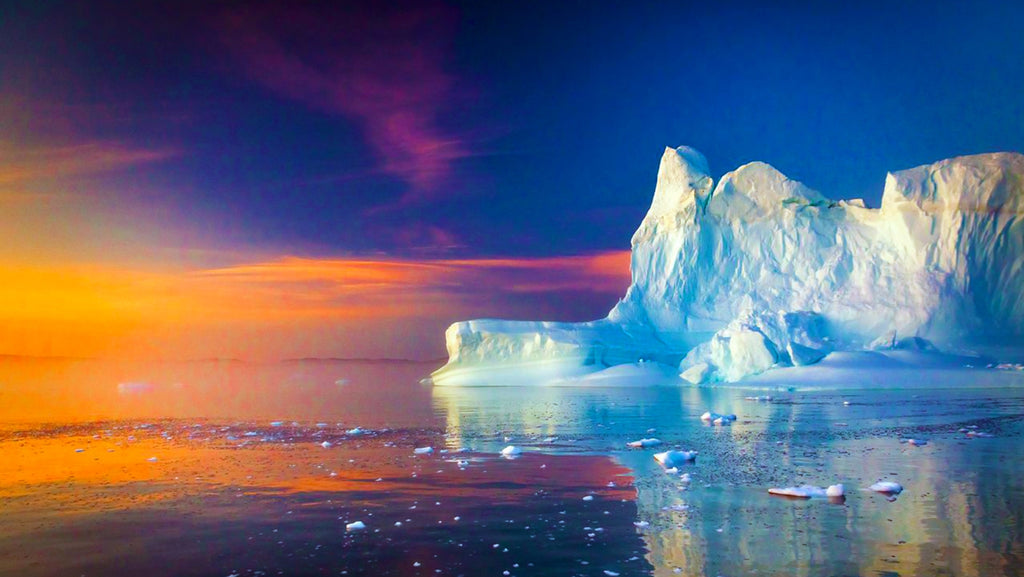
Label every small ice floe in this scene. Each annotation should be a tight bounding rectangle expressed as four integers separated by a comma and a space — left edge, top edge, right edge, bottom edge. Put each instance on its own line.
843, 401, 851, 406
345, 521, 366, 531
500, 445, 522, 458
869, 481, 904, 494
626, 438, 662, 448
320, 441, 333, 449
633, 521, 650, 528
700, 411, 737, 425
768, 484, 844, 499
147, 457, 159, 462
414, 446, 434, 455
966, 430, 994, 438
582, 495, 595, 501
604, 571, 621, 576
744, 395, 772, 402
904, 438, 928, 446
654, 450, 698, 468
346, 427, 365, 435
679, 473, 691, 483
315, 422, 329, 428
75, 448, 85, 453
542, 436, 558, 443
270, 421, 284, 427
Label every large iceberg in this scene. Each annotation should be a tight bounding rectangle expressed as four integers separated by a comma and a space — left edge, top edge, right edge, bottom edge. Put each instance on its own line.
434, 147, 1024, 384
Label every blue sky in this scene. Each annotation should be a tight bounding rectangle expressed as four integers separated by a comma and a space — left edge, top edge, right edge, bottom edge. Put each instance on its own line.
0, 0, 1021, 358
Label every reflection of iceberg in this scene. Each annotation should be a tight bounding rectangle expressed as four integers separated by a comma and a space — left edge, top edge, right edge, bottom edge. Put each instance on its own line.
434, 147, 1024, 384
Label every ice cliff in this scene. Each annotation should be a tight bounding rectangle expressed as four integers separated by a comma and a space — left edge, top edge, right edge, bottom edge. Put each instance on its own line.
434, 147, 1024, 384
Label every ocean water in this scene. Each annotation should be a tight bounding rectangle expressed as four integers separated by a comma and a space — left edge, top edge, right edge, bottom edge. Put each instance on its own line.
1, 358, 1023, 576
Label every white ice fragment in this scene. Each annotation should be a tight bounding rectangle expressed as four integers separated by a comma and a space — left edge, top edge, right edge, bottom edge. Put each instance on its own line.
147, 457, 158, 462
768, 484, 844, 499
906, 438, 928, 446
626, 438, 662, 448
345, 521, 366, 531
633, 521, 650, 528
414, 447, 434, 455
869, 481, 904, 494
320, 441, 333, 449
582, 495, 595, 501
966, 431, 994, 438
604, 571, 621, 576
679, 473, 691, 483
270, 421, 284, 427
701, 412, 737, 425
653, 450, 698, 468
347, 427, 364, 435
500, 445, 522, 458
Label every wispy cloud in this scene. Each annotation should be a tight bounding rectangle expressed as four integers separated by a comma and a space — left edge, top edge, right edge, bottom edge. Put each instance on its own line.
0, 251, 631, 359
218, 3, 473, 205
0, 140, 176, 188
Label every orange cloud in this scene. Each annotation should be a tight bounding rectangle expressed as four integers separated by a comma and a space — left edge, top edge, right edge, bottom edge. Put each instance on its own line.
0, 251, 631, 360
0, 140, 176, 189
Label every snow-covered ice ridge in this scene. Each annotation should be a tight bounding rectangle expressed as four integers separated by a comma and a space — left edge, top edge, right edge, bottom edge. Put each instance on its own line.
435, 146, 1024, 384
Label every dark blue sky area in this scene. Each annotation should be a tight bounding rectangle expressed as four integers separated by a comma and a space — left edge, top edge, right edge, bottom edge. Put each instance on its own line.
3, 0, 1022, 258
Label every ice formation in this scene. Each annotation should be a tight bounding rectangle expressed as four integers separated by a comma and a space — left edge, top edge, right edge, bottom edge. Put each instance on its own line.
653, 450, 698, 467
869, 481, 904, 494
434, 146, 1024, 384
627, 438, 663, 448
768, 483, 845, 499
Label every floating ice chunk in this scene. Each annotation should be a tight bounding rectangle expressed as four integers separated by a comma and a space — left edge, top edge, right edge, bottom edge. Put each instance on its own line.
582, 495, 595, 501
905, 438, 928, 446
633, 521, 650, 528
966, 430, 994, 438
768, 484, 844, 499
604, 571, 621, 576
744, 395, 772, 401
414, 447, 434, 455
147, 457, 158, 462
701, 411, 737, 425
869, 481, 904, 494
320, 441, 333, 449
346, 427, 365, 435
270, 421, 284, 427
679, 473, 691, 483
826, 484, 845, 497
500, 445, 522, 458
626, 438, 663, 448
75, 448, 85, 453
117, 382, 153, 395
654, 450, 698, 468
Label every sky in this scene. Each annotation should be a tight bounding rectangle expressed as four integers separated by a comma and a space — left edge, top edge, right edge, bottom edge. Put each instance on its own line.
1, 0, 1022, 360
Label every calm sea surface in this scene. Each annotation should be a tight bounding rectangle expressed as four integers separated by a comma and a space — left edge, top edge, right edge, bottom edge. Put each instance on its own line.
1, 358, 1022, 576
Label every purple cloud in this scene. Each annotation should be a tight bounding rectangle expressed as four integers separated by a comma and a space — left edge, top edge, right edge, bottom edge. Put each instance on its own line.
218, 3, 472, 205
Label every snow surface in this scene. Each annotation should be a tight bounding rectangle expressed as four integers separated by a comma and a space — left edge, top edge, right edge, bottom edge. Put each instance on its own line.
433, 146, 1024, 385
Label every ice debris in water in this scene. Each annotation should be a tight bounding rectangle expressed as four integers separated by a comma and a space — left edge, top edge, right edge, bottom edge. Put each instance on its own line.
905, 438, 928, 446
345, 521, 366, 531
768, 484, 844, 499
346, 427, 365, 435
654, 450, 698, 468
626, 438, 662, 448
744, 395, 772, 401
500, 445, 522, 458
413, 447, 434, 455
701, 411, 737, 425
582, 495, 595, 501
870, 481, 904, 494
320, 441, 333, 449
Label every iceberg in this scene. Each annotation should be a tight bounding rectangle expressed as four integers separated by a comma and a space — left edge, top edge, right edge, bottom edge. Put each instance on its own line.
433, 146, 1024, 384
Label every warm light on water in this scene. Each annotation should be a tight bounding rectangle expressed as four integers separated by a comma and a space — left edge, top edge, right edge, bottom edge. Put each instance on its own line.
1, 358, 1022, 576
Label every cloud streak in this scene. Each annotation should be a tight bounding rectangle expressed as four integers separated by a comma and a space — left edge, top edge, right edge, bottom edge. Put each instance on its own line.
218, 3, 472, 205
0, 251, 631, 360
0, 141, 175, 188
